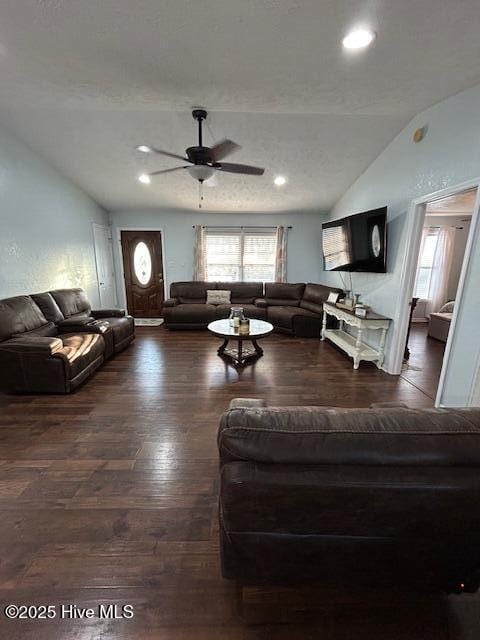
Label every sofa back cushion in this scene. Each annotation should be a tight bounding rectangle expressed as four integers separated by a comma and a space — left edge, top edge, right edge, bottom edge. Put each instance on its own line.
219, 406, 480, 466
300, 283, 342, 314
50, 288, 91, 318
0, 296, 56, 341
31, 292, 65, 323
170, 282, 213, 304
265, 283, 305, 307
214, 282, 263, 304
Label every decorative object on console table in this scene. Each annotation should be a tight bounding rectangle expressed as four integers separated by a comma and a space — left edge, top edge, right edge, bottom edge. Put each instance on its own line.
321, 302, 391, 369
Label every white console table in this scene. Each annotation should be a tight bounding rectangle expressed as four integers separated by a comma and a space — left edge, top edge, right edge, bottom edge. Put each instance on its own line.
321, 302, 391, 370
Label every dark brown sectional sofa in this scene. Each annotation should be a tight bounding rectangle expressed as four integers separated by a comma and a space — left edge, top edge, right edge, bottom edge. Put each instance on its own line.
219, 398, 480, 592
163, 281, 342, 337
0, 288, 135, 393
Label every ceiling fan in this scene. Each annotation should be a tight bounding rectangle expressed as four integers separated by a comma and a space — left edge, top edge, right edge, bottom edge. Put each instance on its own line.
136, 109, 265, 185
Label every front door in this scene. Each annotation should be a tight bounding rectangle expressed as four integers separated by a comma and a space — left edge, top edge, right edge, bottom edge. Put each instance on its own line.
121, 230, 165, 317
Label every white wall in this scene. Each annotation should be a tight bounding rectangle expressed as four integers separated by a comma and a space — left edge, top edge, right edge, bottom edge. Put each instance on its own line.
321, 83, 480, 406
0, 123, 108, 305
109, 209, 326, 307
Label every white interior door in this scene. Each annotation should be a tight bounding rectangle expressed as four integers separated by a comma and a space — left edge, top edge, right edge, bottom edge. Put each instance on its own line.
93, 224, 117, 308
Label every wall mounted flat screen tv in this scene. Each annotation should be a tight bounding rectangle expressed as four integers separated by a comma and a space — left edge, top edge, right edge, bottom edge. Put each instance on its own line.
322, 206, 387, 272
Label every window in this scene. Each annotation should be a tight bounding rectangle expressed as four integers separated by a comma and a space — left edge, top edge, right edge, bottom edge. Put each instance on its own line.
133, 241, 152, 286
204, 227, 277, 282
414, 229, 439, 298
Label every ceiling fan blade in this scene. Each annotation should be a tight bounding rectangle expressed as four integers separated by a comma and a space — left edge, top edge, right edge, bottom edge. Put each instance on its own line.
209, 139, 241, 162
149, 166, 188, 176
215, 162, 265, 176
150, 147, 193, 163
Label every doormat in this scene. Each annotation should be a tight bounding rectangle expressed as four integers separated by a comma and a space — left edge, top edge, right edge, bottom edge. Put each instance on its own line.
134, 318, 164, 327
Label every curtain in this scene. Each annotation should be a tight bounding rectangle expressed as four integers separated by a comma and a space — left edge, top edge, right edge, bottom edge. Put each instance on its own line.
274, 226, 288, 283
426, 226, 455, 316
193, 225, 206, 280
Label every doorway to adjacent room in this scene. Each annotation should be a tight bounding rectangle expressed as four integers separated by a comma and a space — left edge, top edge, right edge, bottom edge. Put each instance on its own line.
401, 188, 477, 402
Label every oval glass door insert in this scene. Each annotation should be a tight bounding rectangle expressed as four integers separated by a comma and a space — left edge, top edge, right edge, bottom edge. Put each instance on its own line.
133, 241, 152, 285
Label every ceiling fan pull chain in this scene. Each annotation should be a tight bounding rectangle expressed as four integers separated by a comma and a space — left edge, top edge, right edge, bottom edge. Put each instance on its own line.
198, 180, 204, 209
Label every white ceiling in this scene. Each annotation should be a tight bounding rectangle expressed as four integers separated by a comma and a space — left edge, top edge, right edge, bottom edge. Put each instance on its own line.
1, 0, 480, 213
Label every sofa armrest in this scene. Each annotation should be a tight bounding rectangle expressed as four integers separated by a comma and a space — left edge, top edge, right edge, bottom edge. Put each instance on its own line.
254, 298, 268, 308
91, 309, 126, 318
0, 336, 64, 355
57, 316, 95, 328
163, 298, 178, 308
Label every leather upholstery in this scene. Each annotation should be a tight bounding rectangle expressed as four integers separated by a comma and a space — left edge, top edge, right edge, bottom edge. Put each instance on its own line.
31, 292, 65, 324
58, 333, 105, 378
214, 282, 263, 304
265, 283, 305, 306
50, 289, 134, 354
51, 288, 91, 318
91, 309, 126, 318
170, 282, 212, 304
267, 305, 318, 330
214, 304, 266, 320
219, 403, 480, 589
3, 336, 64, 354
105, 316, 135, 352
300, 283, 341, 314
0, 296, 51, 341
164, 303, 217, 324
0, 289, 134, 393
164, 281, 342, 335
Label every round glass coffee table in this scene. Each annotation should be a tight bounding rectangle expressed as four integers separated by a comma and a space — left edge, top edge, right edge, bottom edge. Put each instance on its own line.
208, 318, 274, 367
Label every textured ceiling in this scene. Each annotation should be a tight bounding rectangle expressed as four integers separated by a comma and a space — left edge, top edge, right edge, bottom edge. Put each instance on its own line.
1, 0, 480, 212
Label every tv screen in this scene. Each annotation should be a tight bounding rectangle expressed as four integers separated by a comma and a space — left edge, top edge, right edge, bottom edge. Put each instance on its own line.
322, 206, 387, 272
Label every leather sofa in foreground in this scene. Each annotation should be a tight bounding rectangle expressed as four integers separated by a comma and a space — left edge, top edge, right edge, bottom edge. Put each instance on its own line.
218, 399, 480, 592
0, 288, 134, 393
163, 281, 341, 337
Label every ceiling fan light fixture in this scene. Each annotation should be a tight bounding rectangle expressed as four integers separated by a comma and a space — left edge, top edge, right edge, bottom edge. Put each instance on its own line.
136, 145, 152, 153
138, 173, 151, 185
187, 165, 215, 181
342, 28, 376, 50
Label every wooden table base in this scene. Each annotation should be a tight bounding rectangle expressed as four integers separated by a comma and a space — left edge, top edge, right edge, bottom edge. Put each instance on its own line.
217, 337, 264, 367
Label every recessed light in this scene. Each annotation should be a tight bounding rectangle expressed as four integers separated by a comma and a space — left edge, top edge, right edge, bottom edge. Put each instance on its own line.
136, 145, 152, 153
342, 28, 376, 50
274, 175, 287, 186
138, 173, 151, 185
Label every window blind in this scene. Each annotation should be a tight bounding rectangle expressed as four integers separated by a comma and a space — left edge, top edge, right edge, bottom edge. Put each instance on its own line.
204, 227, 277, 282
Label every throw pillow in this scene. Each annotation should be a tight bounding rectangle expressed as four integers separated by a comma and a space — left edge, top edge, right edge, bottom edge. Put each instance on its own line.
207, 290, 231, 305
439, 301, 455, 313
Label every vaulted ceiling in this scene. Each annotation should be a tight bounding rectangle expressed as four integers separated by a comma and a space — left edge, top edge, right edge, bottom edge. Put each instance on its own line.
1, 0, 480, 213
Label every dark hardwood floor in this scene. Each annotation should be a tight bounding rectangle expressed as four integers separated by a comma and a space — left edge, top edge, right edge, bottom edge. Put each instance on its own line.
0, 327, 477, 639
401, 323, 446, 401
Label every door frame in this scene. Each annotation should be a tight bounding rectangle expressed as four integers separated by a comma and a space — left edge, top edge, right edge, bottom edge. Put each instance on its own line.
390, 178, 480, 406
116, 226, 168, 313
92, 223, 118, 307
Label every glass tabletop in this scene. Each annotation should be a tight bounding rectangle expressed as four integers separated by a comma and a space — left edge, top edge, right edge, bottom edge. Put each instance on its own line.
208, 318, 274, 338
